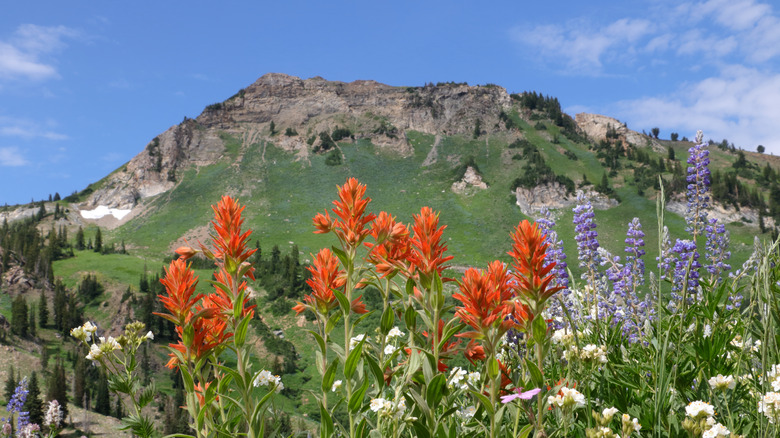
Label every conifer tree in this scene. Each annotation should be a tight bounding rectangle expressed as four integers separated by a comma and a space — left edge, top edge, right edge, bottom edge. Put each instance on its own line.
94, 372, 110, 415
4, 364, 16, 401
11, 295, 28, 337
46, 359, 68, 419
75, 227, 85, 251
38, 289, 48, 328
94, 228, 102, 253
73, 353, 86, 408
24, 371, 44, 426
28, 308, 36, 337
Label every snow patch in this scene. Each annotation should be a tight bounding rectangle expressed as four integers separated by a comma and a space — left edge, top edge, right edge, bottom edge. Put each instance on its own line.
80, 205, 132, 220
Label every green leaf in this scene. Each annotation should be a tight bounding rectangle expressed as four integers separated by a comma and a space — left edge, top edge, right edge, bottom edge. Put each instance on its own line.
138, 384, 156, 408
404, 304, 417, 331
468, 389, 494, 417
307, 330, 327, 355
380, 306, 394, 334
322, 359, 339, 393
348, 376, 370, 413
234, 314, 252, 347
532, 315, 547, 344
487, 356, 500, 380
331, 246, 350, 269
525, 357, 544, 387
333, 288, 351, 315
437, 322, 464, 354
425, 373, 447, 408
320, 402, 334, 438
519, 424, 534, 438
344, 338, 364, 379
364, 355, 385, 390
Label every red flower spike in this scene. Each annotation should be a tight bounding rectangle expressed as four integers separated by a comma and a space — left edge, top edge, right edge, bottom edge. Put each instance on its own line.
206, 196, 257, 266
293, 248, 346, 316
407, 207, 453, 283
315, 178, 376, 249
156, 259, 202, 326
508, 220, 564, 319
365, 212, 412, 278
464, 340, 486, 365
453, 261, 528, 340
175, 246, 198, 260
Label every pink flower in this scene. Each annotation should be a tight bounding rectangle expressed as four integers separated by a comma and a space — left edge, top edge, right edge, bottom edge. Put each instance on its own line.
500, 387, 541, 403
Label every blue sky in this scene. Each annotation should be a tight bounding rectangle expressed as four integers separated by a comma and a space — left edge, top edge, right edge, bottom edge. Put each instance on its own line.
2, 0, 779, 205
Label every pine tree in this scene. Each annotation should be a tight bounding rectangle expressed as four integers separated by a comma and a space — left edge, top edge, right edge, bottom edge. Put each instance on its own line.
46, 359, 68, 419
24, 371, 44, 426
113, 395, 123, 419
28, 308, 36, 337
94, 228, 102, 253
4, 364, 16, 401
11, 295, 28, 337
73, 353, 86, 408
40, 345, 49, 371
75, 227, 85, 251
53, 280, 67, 331
94, 372, 110, 415
38, 289, 48, 328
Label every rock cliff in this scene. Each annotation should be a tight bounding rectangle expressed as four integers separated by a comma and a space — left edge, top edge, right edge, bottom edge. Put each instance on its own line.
85, 74, 513, 210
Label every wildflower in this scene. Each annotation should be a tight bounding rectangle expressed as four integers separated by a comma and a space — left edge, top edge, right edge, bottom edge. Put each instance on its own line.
572, 193, 602, 274
1, 423, 10, 436
708, 374, 736, 391
44, 399, 63, 429
685, 130, 711, 238
670, 239, 701, 299
156, 258, 203, 326
387, 326, 404, 339
547, 386, 586, 409
457, 405, 476, 419
384, 344, 397, 355
207, 196, 257, 265
145, 331, 154, 340
17, 424, 40, 438
293, 248, 347, 316
702, 422, 730, 437
86, 343, 103, 361
621, 413, 641, 435
704, 218, 731, 281
407, 206, 453, 285
331, 380, 342, 392
454, 260, 527, 340
449, 367, 468, 390
7, 378, 29, 428
703, 324, 712, 338
252, 370, 283, 393
759, 392, 780, 423
365, 212, 412, 278
685, 400, 715, 420
370, 397, 389, 413
175, 245, 198, 260
509, 220, 564, 320
464, 340, 486, 364
467, 371, 481, 388
500, 387, 541, 403
565, 344, 608, 365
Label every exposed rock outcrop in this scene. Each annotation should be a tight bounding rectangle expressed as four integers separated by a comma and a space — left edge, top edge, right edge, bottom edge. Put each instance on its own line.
451, 167, 488, 195
514, 183, 618, 215
575, 113, 663, 152
666, 200, 774, 229
86, 74, 513, 209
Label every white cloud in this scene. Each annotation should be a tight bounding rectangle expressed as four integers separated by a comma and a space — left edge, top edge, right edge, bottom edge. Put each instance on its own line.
0, 24, 78, 81
0, 116, 68, 140
0, 146, 28, 166
509, 18, 654, 74
615, 66, 780, 153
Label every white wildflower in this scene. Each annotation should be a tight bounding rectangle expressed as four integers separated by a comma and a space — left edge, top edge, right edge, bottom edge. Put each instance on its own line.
384, 344, 397, 355
457, 405, 476, 419
702, 324, 712, 338
253, 370, 283, 392
702, 422, 730, 437
370, 397, 389, 413
602, 407, 619, 422
759, 392, 780, 423
44, 400, 62, 429
386, 326, 404, 339
685, 401, 715, 420
145, 331, 154, 340
449, 367, 468, 390
331, 380, 342, 392
708, 374, 736, 391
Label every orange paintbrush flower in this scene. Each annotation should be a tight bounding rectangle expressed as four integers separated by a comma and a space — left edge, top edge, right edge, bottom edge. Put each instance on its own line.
165, 312, 230, 369
315, 178, 377, 249
407, 206, 453, 285
156, 259, 203, 326
464, 340, 486, 365
508, 220, 564, 318
293, 248, 346, 316
207, 196, 257, 267
453, 261, 528, 342
209, 268, 256, 319
365, 211, 412, 278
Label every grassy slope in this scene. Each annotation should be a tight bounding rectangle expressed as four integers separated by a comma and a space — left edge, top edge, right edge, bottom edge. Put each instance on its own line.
49, 115, 772, 422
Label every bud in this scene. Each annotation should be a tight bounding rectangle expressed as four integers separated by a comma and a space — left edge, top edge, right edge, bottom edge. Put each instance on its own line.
175, 246, 198, 260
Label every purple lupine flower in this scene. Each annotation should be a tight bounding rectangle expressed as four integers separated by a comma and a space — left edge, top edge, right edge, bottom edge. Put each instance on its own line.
657, 226, 674, 279
622, 218, 646, 293
704, 218, 731, 281
536, 208, 577, 329
670, 239, 701, 302
7, 377, 30, 430
685, 130, 711, 239
573, 192, 601, 275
